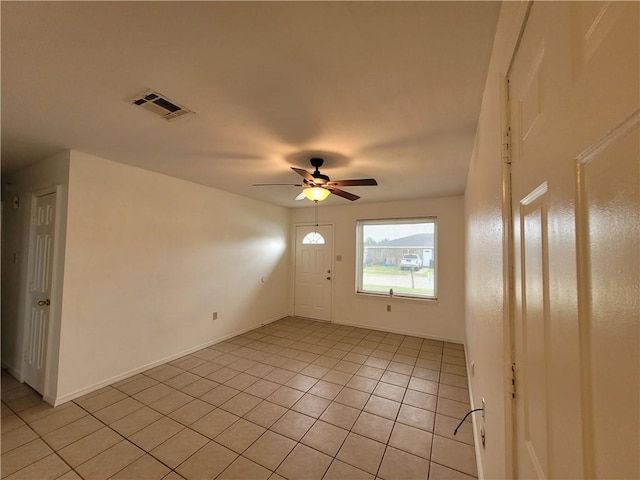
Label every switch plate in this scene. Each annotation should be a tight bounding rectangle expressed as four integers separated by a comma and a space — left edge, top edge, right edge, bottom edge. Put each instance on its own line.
386, 305, 391, 312
212, 312, 218, 320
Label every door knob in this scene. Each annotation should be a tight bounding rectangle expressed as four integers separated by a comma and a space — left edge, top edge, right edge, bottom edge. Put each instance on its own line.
37, 299, 50, 306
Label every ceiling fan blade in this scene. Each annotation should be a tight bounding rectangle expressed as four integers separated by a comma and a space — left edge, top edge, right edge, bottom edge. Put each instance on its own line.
328, 187, 360, 201
253, 183, 303, 186
327, 178, 378, 187
293, 192, 306, 201
291, 167, 315, 182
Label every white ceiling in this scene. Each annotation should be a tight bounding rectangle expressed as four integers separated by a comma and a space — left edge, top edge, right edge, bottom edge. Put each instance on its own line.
1, 1, 500, 208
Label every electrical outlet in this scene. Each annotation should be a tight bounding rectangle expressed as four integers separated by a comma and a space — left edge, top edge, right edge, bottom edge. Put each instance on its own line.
386, 305, 391, 312
212, 312, 218, 320
470, 361, 475, 376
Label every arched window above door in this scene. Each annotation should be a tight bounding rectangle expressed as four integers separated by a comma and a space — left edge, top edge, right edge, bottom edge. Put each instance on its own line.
302, 232, 325, 244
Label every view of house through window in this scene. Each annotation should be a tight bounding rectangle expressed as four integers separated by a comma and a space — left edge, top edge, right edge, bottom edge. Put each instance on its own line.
356, 218, 436, 299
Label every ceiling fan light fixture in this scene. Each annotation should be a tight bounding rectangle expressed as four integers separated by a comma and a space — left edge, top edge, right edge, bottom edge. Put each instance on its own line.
304, 187, 330, 201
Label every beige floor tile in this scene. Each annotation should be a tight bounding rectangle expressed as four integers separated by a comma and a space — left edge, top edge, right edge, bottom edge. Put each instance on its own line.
2, 424, 39, 453
175, 441, 237, 480
264, 368, 297, 384
437, 384, 471, 404
364, 357, 391, 370
313, 356, 339, 369
389, 422, 433, 459
1, 414, 27, 434
244, 379, 281, 398
291, 393, 330, 418
336, 432, 386, 475
207, 367, 241, 384
408, 377, 439, 395
189, 362, 223, 378
225, 373, 259, 391
243, 430, 296, 470
54, 469, 83, 480
1, 439, 54, 477
343, 352, 368, 364
334, 360, 361, 374
150, 428, 208, 468
191, 408, 239, 439
76, 440, 144, 480
322, 370, 353, 386
357, 366, 385, 381
429, 462, 477, 479
319, 402, 360, 430
351, 411, 394, 444
244, 400, 287, 428
323, 459, 375, 480
148, 390, 193, 415
404, 390, 438, 412
133, 384, 175, 405
378, 446, 430, 480
30, 404, 87, 436
431, 435, 477, 477
5, 392, 43, 414
74, 388, 127, 413
169, 399, 215, 426
4, 453, 70, 480
412, 367, 441, 382
436, 397, 472, 421
215, 418, 265, 453
200, 384, 240, 407
442, 355, 465, 367
172, 356, 206, 371
114, 375, 159, 396
164, 371, 200, 390
94, 397, 145, 424
58, 427, 121, 467
42, 415, 104, 450
300, 364, 330, 379
110, 454, 171, 480
129, 417, 184, 451
308, 380, 343, 400
220, 392, 262, 417
334, 387, 370, 409
284, 374, 318, 392
301, 420, 348, 456
439, 373, 468, 390
267, 385, 305, 408
180, 378, 218, 397
12, 402, 56, 424
363, 396, 401, 420
276, 443, 332, 480
217, 456, 271, 480
110, 406, 163, 438
345, 375, 377, 394
434, 414, 474, 446
144, 364, 182, 382
270, 410, 315, 441
397, 404, 436, 432
245, 363, 276, 378
373, 382, 407, 402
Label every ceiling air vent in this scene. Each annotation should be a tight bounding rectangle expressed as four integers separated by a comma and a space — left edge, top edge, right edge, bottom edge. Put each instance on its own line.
130, 90, 194, 121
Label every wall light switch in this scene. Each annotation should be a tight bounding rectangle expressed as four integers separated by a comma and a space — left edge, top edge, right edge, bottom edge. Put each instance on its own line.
336, 255, 342, 261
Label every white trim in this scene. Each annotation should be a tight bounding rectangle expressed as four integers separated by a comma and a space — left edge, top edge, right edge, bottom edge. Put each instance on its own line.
49, 314, 286, 406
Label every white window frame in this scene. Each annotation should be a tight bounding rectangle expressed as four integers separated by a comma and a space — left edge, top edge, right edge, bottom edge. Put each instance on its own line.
356, 217, 437, 300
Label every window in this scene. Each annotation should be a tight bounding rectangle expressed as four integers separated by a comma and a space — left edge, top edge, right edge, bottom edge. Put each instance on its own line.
356, 218, 437, 299
302, 232, 325, 244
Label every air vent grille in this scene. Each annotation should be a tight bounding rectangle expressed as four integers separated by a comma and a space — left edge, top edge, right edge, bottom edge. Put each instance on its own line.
130, 90, 194, 121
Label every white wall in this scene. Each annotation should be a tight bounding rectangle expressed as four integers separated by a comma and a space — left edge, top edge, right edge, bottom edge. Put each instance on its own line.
1, 151, 71, 401
49, 151, 290, 403
291, 196, 465, 342
464, 2, 529, 479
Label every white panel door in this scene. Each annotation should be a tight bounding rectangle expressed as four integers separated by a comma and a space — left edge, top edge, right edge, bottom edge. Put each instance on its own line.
510, 2, 639, 478
24, 192, 57, 394
294, 225, 333, 321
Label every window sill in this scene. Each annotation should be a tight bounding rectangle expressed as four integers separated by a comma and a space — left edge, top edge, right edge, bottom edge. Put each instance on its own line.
355, 291, 439, 305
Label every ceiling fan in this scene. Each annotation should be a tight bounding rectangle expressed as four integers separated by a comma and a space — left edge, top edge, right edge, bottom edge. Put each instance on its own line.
254, 158, 378, 201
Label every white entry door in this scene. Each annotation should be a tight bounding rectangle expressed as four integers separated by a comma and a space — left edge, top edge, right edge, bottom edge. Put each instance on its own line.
294, 225, 333, 321
23, 191, 57, 394
510, 2, 638, 479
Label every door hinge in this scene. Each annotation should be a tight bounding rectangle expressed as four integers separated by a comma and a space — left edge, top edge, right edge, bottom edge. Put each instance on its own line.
511, 362, 517, 399
502, 126, 512, 164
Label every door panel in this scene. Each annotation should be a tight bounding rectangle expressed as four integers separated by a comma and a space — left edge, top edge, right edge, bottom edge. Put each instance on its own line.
24, 192, 56, 394
294, 225, 333, 321
510, 2, 639, 478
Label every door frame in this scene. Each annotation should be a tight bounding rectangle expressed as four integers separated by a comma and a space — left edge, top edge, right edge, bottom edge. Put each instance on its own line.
292, 222, 335, 322
20, 185, 65, 403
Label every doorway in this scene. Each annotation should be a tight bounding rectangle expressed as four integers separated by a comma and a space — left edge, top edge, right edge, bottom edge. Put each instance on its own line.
294, 224, 333, 322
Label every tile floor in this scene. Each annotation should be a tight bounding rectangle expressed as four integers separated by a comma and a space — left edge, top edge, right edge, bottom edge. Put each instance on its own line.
1, 317, 477, 480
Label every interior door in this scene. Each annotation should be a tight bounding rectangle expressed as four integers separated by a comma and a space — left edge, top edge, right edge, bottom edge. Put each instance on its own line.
510, 2, 639, 478
23, 191, 57, 394
294, 224, 333, 321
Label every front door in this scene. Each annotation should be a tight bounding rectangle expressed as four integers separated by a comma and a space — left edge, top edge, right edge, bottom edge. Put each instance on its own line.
23, 191, 57, 395
294, 224, 333, 321
510, 2, 638, 478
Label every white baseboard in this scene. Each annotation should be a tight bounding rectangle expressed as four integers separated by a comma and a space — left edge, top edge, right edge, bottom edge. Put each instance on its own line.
332, 319, 464, 345
1, 361, 24, 383
52, 314, 287, 406
465, 344, 485, 480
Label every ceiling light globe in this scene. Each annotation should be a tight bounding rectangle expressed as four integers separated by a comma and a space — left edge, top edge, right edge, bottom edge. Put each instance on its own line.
304, 187, 330, 201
